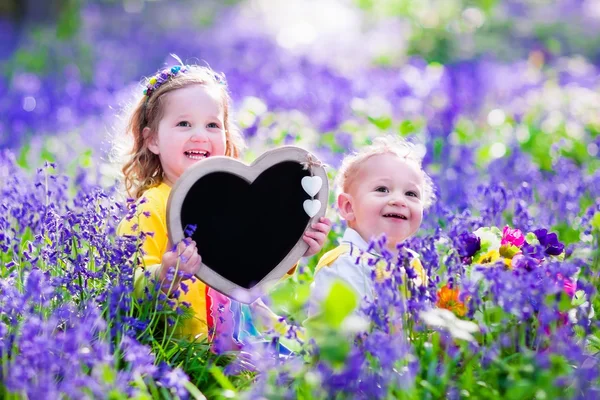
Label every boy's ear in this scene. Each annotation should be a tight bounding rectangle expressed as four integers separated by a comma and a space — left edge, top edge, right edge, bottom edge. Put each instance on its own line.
144, 127, 159, 155
337, 193, 355, 222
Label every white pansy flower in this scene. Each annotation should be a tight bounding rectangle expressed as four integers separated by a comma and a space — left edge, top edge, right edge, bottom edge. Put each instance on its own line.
420, 308, 480, 343
473, 227, 502, 251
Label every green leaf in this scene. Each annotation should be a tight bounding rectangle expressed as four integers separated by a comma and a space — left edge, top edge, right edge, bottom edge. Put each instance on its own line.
419, 379, 442, 397
319, 335, 351, 367
107, 389, 128, 400
499, 244, 520, 258
19, 227, 34, 252
319, 132, 346, 153
525, 232, 539, 245
17, 142, 31, 170
484, 306, 504, 325
355, 0, 374, 11
552, 222, 581, 246
209, 366, 236, 392
101, 364, 116, 384
506, 381, 536, 399
303, 281, 359, 343
40, 146, 56, 163
131, 393, 152, 400
269, 278, 311, 318
571, 290, 587, 307
56, 0, 81, 40
591, 212, 600, 232
79, 149, 93, 168
322, 281, 358, 328
367, 116, 392, 130
399, 120, 417, 136
433, 137, 444, 162
586, 333, 600, 353
558, 292, 572, 313
184, 381, 208, 400
14, 48, 48, 74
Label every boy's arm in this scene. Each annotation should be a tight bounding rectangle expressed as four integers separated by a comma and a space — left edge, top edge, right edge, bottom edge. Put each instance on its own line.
284, 216, 333, 278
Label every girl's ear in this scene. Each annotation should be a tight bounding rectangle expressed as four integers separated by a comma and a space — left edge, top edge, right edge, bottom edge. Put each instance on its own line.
143, 127, 159, 155
337, 193, 355, 222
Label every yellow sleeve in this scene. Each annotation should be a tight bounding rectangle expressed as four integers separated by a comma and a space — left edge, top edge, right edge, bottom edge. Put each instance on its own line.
315, 244, 351, 272
117, 194, 169, 297
398, 258, 428, 300
411, 258, 429, 287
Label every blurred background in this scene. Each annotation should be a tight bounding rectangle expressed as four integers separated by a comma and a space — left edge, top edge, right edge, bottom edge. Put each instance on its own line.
1, 0, 599, 228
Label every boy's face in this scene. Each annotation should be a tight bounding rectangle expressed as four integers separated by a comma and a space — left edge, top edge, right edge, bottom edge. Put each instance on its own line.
339, 153, 424, 248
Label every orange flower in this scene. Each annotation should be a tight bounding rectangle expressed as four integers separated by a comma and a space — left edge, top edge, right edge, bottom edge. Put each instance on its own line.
436, 284, 467, 317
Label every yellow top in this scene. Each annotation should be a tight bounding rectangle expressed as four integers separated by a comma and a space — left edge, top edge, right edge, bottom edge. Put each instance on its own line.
118, 183, 219, 341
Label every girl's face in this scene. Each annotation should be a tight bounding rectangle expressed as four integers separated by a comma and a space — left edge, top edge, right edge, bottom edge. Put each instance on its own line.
146, 84, 227, 185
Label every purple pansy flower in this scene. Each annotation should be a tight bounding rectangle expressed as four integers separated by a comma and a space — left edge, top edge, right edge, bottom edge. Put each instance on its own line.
455, 231, 481, 258
534, 228, 565, 256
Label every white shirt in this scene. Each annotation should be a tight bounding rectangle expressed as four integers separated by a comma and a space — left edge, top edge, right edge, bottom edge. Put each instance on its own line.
309, 228, 425, 318
311, 228, 378, 309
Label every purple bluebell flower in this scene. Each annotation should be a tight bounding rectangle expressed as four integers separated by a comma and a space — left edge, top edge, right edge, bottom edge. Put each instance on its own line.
183, 224, 197, 237
511, 254, 539, 272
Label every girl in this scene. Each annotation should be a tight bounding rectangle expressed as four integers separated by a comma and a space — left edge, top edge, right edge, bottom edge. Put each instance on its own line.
117, 59, 331, 350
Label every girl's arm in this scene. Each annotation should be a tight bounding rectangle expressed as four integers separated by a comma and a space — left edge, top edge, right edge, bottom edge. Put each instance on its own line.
118, 202, 201, 297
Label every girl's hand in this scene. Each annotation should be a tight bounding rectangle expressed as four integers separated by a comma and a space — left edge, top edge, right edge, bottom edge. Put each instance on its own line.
159, 239, 202, 294
302, 217, 332, 257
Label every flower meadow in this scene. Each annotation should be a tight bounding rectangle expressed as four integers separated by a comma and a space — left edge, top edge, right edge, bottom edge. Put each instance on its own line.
1, 1, 600, 399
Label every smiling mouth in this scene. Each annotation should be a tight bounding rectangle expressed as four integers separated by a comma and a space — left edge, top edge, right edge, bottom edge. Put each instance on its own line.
383, 213, 407, 220
184, 150, 210, 160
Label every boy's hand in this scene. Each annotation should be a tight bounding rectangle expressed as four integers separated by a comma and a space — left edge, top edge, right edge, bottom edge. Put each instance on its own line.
159, 239, 202, 294
302, 217, 332, 257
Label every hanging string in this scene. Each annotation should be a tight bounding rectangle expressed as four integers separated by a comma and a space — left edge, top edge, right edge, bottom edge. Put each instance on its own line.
300, 154, 327, 175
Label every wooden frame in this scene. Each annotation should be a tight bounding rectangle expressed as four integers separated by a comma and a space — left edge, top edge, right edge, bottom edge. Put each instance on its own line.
166, 146, 329, 304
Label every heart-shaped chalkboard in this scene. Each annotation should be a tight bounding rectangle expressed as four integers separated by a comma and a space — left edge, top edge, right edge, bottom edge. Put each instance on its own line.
166, 146, 329, 304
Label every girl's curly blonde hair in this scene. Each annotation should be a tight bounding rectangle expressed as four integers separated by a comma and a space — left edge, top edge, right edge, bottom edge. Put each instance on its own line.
335, 135, 436, 209
121, 65, 245, 199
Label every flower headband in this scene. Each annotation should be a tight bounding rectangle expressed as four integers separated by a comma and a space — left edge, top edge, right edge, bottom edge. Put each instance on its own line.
143, 64, 227, 98
143, 65, 189, 97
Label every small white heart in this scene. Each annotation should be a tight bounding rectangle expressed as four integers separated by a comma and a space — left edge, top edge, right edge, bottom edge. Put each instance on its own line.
301, 176, 322, 197
303, 199, 321, 218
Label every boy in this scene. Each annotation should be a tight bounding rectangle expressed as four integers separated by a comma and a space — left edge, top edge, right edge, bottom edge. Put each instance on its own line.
312, 136, 435, 306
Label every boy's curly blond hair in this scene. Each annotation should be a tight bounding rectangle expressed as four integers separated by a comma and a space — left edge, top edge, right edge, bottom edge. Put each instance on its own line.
335, 135, 436, 209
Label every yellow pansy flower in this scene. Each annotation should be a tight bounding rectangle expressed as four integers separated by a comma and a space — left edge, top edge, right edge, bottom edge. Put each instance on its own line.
476, 249, 500, 265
